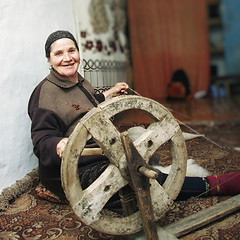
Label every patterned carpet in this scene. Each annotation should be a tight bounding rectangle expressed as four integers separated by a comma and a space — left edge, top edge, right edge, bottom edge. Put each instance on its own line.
0, 121, 239, 239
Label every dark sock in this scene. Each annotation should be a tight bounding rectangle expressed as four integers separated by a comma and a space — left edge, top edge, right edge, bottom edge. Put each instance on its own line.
176, 176, 210, 200
157, 173, 210, 200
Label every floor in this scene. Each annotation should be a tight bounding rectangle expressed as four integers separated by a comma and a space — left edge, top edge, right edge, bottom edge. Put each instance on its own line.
160, 95, 240, 123
113, 94, 240, 239
161, 95, 240, 149
115, 94, 240, 124
114, 94, 240, 149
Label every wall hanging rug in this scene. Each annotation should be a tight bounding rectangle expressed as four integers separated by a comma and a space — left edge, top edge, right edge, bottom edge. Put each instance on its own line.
0, 121, 239, 239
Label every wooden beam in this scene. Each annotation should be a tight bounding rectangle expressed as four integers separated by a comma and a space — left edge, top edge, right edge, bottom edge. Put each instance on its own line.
163, 194, 240, 238
121, 132, 159, 240
130, 228, 178, 240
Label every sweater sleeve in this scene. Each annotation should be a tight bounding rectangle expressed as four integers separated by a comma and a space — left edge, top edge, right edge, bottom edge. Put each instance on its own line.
94, 93, 105, 103
28, 83, 67, 178
30, 107, 66, 167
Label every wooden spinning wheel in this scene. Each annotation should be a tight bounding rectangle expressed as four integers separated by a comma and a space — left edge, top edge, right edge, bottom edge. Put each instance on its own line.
61, 95, 188, 236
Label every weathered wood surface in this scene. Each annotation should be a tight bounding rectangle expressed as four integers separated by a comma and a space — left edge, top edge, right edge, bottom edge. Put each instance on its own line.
81, 148, 102, 156
131, 228, 179, 240
61, 95, 188, 235
121, 132, 159, 240
163, 194, 240, 237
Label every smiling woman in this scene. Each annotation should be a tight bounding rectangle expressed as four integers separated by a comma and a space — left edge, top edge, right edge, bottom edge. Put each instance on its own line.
28, 30, 128, 205
48, 38, 80, 83
45, 31, 80, 83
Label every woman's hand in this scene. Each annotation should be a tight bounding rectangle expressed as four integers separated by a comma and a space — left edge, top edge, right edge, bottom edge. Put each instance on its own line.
56, 137, 69, 158
103, 82, 129, 99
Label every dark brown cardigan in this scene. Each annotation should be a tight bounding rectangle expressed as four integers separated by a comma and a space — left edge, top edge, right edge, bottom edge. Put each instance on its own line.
28, 69, 105, 180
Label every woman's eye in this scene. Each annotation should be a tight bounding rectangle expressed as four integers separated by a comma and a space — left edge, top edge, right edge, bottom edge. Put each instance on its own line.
55, 52, 62, 56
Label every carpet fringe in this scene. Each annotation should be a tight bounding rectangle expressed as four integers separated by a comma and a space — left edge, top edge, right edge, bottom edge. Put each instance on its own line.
0, 168, 39, 211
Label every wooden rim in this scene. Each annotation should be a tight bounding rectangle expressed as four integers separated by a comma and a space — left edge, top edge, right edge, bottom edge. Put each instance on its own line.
61, 95, 187, 235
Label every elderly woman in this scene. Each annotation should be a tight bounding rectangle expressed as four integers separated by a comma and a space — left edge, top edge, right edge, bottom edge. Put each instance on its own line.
29, 30, 240, 211
28, 30, 128, 207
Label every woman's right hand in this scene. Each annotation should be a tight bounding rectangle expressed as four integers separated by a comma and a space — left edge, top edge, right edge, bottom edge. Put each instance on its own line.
56, 137, 69, 158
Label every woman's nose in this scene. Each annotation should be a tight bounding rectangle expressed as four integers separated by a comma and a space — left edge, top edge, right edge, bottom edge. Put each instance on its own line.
63, 52, 71, 61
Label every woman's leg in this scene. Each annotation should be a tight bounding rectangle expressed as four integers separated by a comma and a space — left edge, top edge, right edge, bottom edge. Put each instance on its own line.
207, 171, 240, 196
40, 177, 66, 200
158, 171, 240, 201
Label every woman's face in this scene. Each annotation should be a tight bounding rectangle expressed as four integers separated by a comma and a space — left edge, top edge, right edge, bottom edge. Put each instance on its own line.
48, 38, 80, 81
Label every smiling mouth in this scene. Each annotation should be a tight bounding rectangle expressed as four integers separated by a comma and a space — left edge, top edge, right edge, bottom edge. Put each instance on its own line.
63, 63, 74, 67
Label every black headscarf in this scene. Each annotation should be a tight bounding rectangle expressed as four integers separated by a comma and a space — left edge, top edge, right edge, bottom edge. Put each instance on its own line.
45, 30, 79, 58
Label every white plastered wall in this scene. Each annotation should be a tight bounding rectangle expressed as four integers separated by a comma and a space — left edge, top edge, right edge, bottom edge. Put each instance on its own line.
0, 0, 77, 193
0, 0, 128, 193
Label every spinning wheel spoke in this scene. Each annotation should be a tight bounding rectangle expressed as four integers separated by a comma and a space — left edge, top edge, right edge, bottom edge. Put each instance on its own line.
133, 116, 180, 162
74, 164, 127, 225
83, 109, 125, 167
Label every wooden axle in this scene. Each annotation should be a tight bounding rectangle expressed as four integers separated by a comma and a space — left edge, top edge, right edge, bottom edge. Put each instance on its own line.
81, 147, 159, 179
